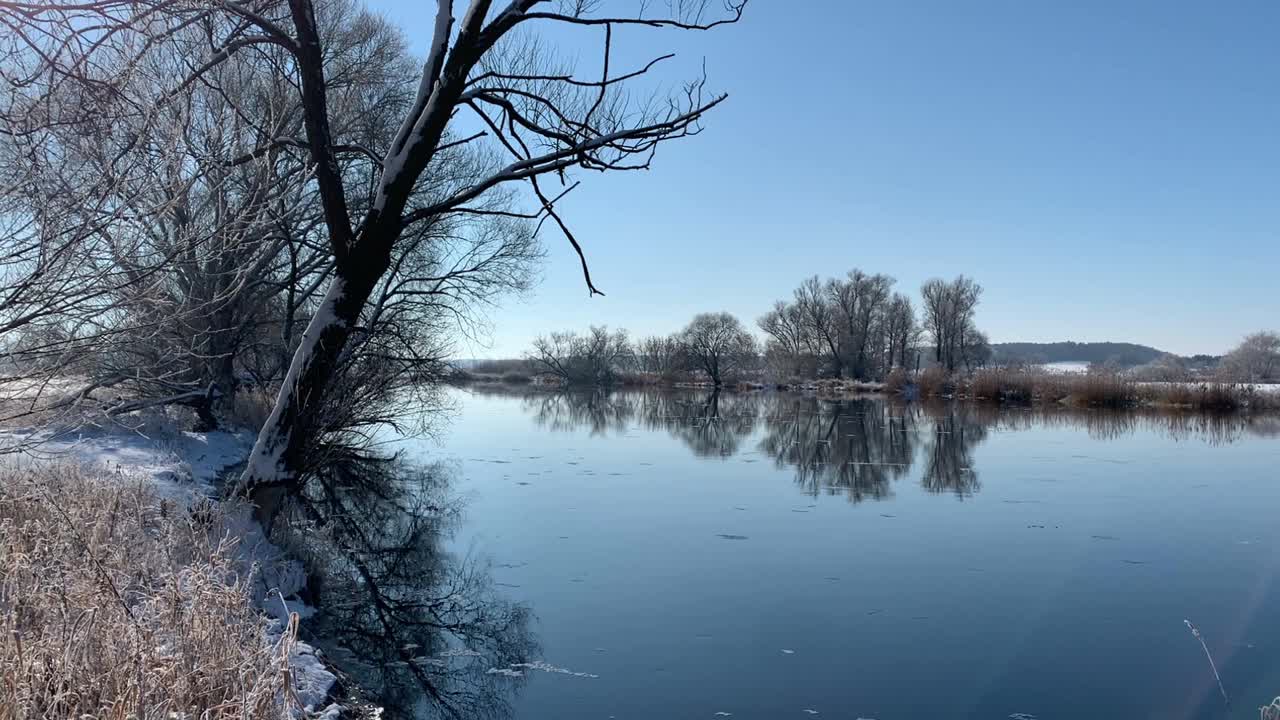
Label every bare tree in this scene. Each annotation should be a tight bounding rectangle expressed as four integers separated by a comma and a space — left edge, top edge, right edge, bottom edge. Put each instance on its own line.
679, 312, 756, 386
921, 275, 983, 372
527, 326, 632, 385
793, 276, 842, 377
761, 271, 901, 380
958, 324, 991, 371
827, 269, 893, 379
757, 300, 807, 357
0, 0, 745, 522
882, 292, 918, 370
0, 0, 540, 452
635, 334, 687, 379
1219, 331, 1280, 382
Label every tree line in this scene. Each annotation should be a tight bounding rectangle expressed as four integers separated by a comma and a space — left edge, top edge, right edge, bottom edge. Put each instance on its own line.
525, 272, 989, 386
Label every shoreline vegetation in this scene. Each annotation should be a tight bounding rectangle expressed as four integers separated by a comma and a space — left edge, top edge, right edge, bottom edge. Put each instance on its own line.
0, 464, 294, 718
453, 363, 1280, 414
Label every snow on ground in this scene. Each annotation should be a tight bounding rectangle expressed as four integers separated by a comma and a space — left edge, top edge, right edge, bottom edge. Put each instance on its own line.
0, 423, 255, 500
0, 421, 341, 717
1136, 381, 1280, 394
1038, 361, 1091, 374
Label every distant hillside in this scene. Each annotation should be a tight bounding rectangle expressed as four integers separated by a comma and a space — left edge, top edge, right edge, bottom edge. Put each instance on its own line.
990, 342, 1167, 368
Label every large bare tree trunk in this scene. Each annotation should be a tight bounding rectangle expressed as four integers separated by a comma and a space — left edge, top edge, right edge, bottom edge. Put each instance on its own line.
243, 248, 389, 526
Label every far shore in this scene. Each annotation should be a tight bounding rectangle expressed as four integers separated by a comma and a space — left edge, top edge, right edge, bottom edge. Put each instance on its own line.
451, 367, 1280, 414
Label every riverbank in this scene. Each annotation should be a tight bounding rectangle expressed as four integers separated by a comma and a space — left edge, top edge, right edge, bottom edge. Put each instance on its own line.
907, 367, 1280, 413
456, 367, 1279, 414
0, 421, 342, 718
451, 370, 887, 395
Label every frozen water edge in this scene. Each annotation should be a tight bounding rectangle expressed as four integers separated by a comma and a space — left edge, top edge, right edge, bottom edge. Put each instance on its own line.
0, 424, 344, 718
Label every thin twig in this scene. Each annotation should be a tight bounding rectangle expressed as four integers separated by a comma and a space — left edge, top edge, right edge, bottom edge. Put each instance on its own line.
1184, 619, 1230, 707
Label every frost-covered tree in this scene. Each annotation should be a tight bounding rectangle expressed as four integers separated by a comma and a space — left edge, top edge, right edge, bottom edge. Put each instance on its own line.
1219, 331, 1280, 382
1, 0, 745, 524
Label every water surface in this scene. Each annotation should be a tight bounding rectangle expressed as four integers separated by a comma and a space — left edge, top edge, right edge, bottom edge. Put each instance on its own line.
351, 387, 1280, 719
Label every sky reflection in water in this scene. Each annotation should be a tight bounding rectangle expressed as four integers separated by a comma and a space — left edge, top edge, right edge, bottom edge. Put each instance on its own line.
342, 387, 1280, 719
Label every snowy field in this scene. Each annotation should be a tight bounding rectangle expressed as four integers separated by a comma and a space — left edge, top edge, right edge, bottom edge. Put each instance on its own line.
1039, 361, 1092, 373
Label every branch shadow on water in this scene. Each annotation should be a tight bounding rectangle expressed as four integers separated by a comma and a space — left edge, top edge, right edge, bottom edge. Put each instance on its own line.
277, 453, 538, 719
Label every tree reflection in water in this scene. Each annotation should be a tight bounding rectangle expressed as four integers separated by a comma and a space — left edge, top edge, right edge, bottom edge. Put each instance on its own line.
486, 385, 1280, 504
917, 400, 985, 498
282, 456, 537, 719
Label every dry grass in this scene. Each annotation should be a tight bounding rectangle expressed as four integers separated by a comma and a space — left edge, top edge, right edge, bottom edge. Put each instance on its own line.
966, 368, 1136, 407
969, 368, 1035, 403
1138, 381, 1263, 412
916, 367, 954, 398
951, 369, 1274, 412
0, 463, 292, 719
1060, 372, 1137, 408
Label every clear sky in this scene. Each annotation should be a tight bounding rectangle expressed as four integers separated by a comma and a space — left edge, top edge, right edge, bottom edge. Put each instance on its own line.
364, 0, 1279, 358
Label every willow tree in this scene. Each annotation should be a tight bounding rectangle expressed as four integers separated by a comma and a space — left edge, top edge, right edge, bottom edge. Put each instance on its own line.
239, 0, 745, 525
0, 0, 745, 523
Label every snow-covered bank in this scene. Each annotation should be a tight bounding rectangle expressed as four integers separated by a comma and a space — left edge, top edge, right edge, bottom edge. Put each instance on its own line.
0, 422, 342, 717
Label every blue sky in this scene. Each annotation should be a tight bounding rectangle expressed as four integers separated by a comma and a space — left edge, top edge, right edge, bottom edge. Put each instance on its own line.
364, 0, 1279, 357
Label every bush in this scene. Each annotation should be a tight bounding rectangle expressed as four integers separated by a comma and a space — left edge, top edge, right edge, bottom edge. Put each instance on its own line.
0, 464, 290, 718
884, 368, 911, 395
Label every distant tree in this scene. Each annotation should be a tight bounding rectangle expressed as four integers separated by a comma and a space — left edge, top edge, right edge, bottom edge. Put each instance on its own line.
758, 300, 810, 360
679, 312, 757, 386
635, 335, 688, 379
528, 327, 632, 386
882, 293, 919, 370
761, 272, 915, 380
1129, 354, 1190, 383
921, 276, 983, 372
958, 325, 991, 371
827, 269, 894, 379
793, 276, 843, 377
1219, 331, 1280, 382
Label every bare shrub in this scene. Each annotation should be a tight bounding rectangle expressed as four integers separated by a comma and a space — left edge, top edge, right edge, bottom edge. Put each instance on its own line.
884, 368, 911, 395
0, 464, 290, 718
